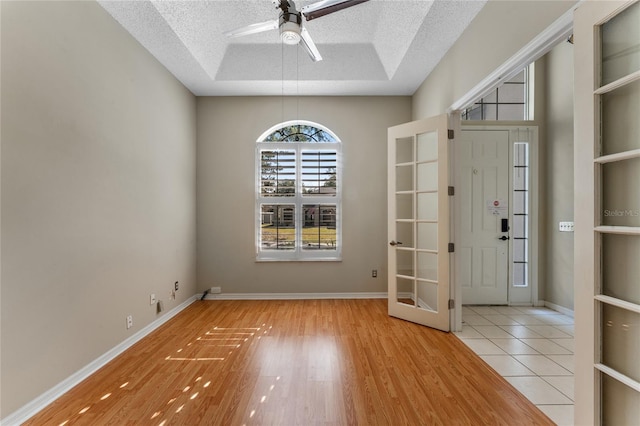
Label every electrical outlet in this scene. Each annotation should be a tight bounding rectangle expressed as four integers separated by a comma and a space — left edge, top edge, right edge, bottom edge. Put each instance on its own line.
174, 281, 179, 291
150, 293, 157, 305
126, 315, 133, 329
559, 221, 574, 232
372, 269, 378, 278
211, 286, 221, 294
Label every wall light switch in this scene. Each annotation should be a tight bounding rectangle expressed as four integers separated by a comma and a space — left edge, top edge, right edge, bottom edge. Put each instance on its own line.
559, 221, 574, 232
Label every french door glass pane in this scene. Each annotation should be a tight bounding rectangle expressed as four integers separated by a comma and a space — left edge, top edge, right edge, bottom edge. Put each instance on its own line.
601, 157, 640, 227
417, 192, 437, 221
416, 222, 437, 251
417, 162, 438, 191
396, 137, 414, 163
601, 303, 640, 382
601, 1, 640, 86
601, 79, 640, 156
416, 252, 438, 281
396, 249, 414, 277
396, 222, 414, 248
601, 372, 640, 425
396, 164, 414, 191
397, 277, 415, 307
602, 234, 640, 304
417, 131, 438, 162
416, 281, 438, 312
396, 194, 413, 220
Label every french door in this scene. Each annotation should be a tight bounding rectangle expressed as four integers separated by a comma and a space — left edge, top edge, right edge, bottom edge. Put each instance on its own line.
387, 114, 450, 332
574, 1, 640, 424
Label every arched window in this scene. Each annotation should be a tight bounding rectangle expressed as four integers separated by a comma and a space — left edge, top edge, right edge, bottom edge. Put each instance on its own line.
256, 121, 341, 261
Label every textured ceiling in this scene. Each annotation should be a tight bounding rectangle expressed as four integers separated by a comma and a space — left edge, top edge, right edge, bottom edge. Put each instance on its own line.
99, 0, 487, 96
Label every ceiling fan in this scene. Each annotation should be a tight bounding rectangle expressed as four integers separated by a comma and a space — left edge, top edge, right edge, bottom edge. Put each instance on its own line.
223, 0, 370, 62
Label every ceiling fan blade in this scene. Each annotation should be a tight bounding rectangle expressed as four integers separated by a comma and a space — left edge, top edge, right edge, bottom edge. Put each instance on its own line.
301, 0, 369, 21
223, 19, 279, 38
299, 27, 323, 62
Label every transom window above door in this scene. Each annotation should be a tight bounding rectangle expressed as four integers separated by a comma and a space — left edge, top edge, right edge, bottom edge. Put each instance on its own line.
462, 64, 534, 121
256, 121, 341, 261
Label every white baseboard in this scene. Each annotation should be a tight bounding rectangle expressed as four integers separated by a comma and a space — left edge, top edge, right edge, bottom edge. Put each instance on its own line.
544, 300, 574, 317
202, 292, 387, 300
1, 295, 197, 426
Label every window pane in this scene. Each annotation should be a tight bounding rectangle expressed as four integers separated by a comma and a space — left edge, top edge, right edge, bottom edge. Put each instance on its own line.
513, 191, 528, 215
301, 150, 337, 196
602, 234, 640, 305
265, 124, 337, 142
483, 104, 497, 120
601, 303, 640, 382
497, 83, 526, 103
484, 90, 498, 103
513, 215, 528, 238
513, 262, 527, 287
261, 150, 296, 197
509, 69, 526, 83
601, 79, 640, 156
260, 205, 295, 250
465, 105, 483, 120
601, 157, 640, 227
601, 1, 640, 86
497, 104, 525, 121
513, 238, 527, 262
513, 167, 528, 191
302, 205, 337, 250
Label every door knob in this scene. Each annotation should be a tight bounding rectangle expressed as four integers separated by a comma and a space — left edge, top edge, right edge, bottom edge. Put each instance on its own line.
389, 240, 403, 246
498, 236, 510, 241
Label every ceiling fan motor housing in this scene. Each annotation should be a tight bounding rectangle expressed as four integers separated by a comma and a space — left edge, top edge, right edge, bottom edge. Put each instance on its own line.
279, 11, 302, 44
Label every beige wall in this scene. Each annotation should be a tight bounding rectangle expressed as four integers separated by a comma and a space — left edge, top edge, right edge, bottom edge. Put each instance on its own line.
542, 41, 575, 310
412, 0, 577, 120
197, 96, 411, 295
1, 1, 197, 416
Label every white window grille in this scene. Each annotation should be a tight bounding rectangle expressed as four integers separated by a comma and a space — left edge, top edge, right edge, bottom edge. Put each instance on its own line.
256, 121, 341, 261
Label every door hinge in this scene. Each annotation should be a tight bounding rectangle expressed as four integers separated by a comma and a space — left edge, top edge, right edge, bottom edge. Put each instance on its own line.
448, 243, 455, 253
448, 129, 454, 140
448, 186, 455, 196
448, 299, 455, 309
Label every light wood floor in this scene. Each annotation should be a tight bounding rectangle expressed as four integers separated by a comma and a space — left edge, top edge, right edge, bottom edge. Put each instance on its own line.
26, 299, 554, 425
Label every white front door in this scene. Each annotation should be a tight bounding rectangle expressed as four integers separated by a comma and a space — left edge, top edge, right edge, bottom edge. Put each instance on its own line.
456, 129, 510, 305
387, 114, 450, 332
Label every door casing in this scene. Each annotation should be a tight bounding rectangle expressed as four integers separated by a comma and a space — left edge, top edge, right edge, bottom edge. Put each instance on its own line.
451, 125, 539, 329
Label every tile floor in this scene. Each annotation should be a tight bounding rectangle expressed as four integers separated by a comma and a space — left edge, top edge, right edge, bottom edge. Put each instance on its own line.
454, 305, 574, 426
